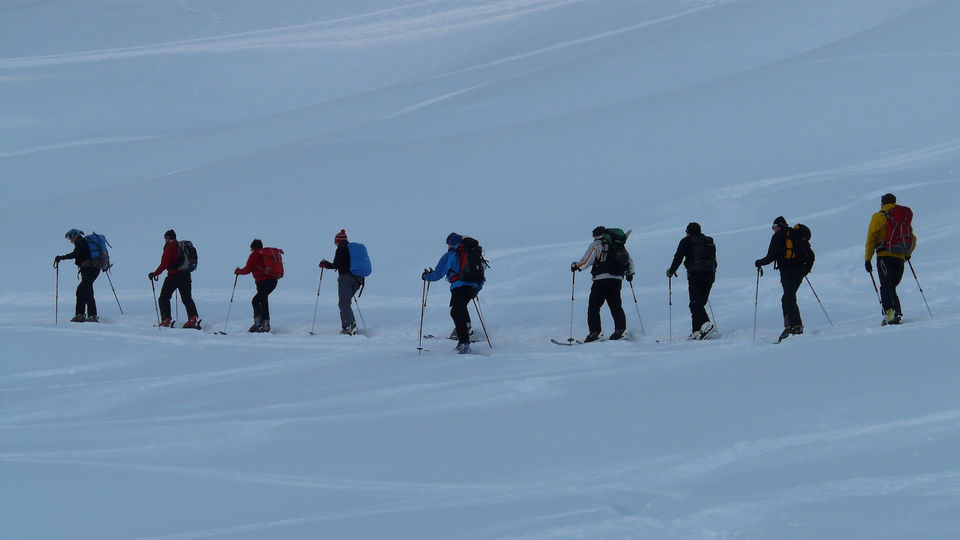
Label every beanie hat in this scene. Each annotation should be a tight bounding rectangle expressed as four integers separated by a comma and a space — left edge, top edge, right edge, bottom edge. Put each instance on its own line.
592, 226, 605, 238
164, 229, 177, 240
250, 238, 263, 250
334, 229, 348, 244
881, 193, 896, 205
446, 232, 463, 247
772, 216, 788, 228
686, 222, 701, 235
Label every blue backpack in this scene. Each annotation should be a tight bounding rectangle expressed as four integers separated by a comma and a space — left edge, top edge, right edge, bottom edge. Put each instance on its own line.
347, 242, 372, 277
85, 232, 111, 271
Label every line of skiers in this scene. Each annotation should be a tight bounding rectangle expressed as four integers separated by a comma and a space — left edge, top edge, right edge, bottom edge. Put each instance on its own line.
53, 193, 918, 343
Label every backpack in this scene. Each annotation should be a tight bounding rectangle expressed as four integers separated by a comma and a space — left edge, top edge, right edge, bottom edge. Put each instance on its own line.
176, 240, 198, 272
347, 242, 372, 277
784, 224, 815, 275
689, 234, 717, 272
84, 232, 112, 271
453, 237, 488, 284
882, 205, 915, 255
260, 247, 284, 279
594, 228, 631, 276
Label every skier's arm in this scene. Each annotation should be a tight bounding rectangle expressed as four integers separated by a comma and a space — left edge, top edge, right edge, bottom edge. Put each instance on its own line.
573, 242, 600, 271
153, 242, 177, 275
667, 238, 687, 275
423, 252, 452, 282
865, 213, 884, 261
756, 232, 782, 266
235, 252, 256, 275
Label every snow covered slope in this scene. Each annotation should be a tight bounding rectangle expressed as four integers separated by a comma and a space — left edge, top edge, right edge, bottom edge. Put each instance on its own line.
2, 1, 959, 538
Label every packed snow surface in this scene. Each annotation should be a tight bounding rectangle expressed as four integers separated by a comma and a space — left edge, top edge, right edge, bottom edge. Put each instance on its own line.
2, 1, 959, 538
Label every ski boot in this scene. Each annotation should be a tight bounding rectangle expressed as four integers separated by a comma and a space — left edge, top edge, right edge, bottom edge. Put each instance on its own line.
456, 342, 471, 354
790, 325, 803, 335
584, 331, 603, 343
248, 316, 262, 333
183, 316, 200, 329
609, 328, 626, 340
341, 322, 358, 335
697, 321, 715, 340
159, 317, 173, 328
70, 314, 86, 323
777, 327, 792, 342
882, 308, 897, 326
259, 319, 270, 333
85, 315, 99, 323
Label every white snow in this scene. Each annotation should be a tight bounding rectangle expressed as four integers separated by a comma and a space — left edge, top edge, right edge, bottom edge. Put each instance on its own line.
2, 0, 959, 538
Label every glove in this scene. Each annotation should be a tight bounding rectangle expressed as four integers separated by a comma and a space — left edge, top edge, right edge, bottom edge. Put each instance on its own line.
234, 267, 242, 275
319, 260, 333, 269
665, 269, 674, 278
754, 259, 763, 268
864, 260, 872, 273
53, 256, 61, 268
421, 268, 432, 280
904, 254, 911, 261
570, 262, 579, 272
626, 273, 634, 282
148, 272, 158, 281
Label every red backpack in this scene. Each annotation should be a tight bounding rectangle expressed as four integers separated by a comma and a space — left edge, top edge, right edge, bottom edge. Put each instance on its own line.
882, 206, 915, 255
260, 247, 284, 279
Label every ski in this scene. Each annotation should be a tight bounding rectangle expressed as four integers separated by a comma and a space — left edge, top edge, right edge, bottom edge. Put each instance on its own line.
551, 338, 583, 346
183, 319, 203, 331
154, 320, 176, 328
423, 334, 482, 343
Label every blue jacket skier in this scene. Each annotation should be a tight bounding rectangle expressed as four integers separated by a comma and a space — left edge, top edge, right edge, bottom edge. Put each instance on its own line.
422, 233, 483, 352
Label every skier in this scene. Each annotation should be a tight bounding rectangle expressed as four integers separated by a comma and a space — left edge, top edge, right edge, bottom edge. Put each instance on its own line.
571, 226, 635, 342
53, 229, 99, 322
666, 222, 717, 339
422, 233, 483, 353
754, 216, 806, 341
865, 193, 916, 325
235, 239, 277, 333
319, 229, 363, 335
148, 229, 200, 328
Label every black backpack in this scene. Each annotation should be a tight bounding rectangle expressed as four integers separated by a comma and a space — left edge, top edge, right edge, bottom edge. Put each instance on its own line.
689, 234, 717, 272
594, 228, 631, 277
784, 224, 815, 275
454, 237, 488, 284
176, 240, 198, 272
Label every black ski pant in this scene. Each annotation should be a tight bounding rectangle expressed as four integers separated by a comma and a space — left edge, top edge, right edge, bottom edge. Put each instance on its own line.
337, 274, 362, 328
159, 273, 198, 320
687, 271, 715, 332
779, 267, 804, 328
76, 267, 100, 317
253, 279, 278, 320
450, 286, 478, 344
877, 256, 904, 316
587, 278, 626, 334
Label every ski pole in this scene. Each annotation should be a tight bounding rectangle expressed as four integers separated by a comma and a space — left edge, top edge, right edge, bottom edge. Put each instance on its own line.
309, 268, 324, 335
805, 276, 833, 326
418, 280, 429, 353
907, 259, 933, 316
105, 270, 123, 315
216, 274, 238, 335
753, 267, 761, 342
150, 277, 160, 327
353, 295, 366, 329
55, 264, 59, 325
668, 275, 673, 342
175, 291, 179, 322
708, 299, 718, 334
627, 281, 647, 336
568, 270, 576, 344
472, 297, 492, 348
868, 269, 884, 315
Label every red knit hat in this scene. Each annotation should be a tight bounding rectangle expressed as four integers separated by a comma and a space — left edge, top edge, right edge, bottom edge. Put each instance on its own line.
335, 229, 348, 244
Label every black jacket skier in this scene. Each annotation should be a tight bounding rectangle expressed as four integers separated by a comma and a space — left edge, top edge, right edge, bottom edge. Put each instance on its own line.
54, 229, 99, 322
754, 216, 804, 339
666, 222, 716, 339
